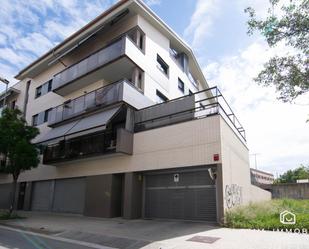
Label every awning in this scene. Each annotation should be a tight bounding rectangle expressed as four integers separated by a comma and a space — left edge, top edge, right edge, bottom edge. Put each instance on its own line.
35, 106, 121, 144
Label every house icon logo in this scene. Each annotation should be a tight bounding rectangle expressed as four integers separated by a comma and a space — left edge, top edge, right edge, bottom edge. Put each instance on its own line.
280, 210, 296, 225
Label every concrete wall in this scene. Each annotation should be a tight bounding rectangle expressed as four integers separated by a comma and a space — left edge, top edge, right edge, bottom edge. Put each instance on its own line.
272, 183, 309, 199
250, 185, 271, 202
220, 117, 251, 211
219, 117, 270, 216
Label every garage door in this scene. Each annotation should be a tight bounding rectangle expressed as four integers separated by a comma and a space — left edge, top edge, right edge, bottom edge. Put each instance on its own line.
52, 178, 85, 214
31, 180, 53, 211
0, 183, 12, 209
145, 168, 217, 221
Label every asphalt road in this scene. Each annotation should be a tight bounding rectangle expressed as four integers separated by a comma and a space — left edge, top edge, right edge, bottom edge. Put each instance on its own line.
0, 227, 103, 249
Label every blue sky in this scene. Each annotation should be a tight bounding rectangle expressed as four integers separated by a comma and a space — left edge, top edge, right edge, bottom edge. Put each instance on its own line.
0, 0, 308, 175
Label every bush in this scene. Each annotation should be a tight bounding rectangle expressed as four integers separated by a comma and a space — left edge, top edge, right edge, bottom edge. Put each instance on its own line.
225, 199, 309, 231
0, 211, 22, 220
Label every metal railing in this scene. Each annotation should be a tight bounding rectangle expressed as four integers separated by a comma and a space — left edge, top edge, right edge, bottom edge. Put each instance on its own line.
134, 86, 246, 143
43, 131, 116, 164
48, 79, 133, 126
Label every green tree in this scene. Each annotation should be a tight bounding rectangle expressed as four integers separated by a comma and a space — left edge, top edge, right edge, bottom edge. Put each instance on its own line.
276, 165, 309, 183
245, 0, 309, 102
0, 108, 39, 214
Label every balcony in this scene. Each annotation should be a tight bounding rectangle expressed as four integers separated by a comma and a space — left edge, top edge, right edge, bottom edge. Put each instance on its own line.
43, 128, 133, 165
52, 35, 144, 96
134, 86, 246, 143
48, 79, 153, 126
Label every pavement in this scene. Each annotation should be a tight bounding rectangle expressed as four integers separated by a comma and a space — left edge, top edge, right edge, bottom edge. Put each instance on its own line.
0, 212, 308, 249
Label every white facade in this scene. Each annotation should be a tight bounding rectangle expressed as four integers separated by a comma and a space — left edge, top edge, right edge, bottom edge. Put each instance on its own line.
0, 0, 270, 223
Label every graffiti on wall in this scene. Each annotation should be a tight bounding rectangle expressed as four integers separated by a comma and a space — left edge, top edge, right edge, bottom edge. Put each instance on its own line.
225, 184, 242, 209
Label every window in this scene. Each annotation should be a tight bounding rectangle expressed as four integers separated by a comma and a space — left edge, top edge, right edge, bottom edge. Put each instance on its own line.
11, 100, 16, 109
157, 55, 169, 76
44, 108, 52, 123
127, 28, 145, 52
178, 78, 185, 93
47, 80, 53, 92
35, 86, 42, 98
32, 114, 39, 126
156, 90, 168, 103
35, 79, 53, 99
33, 108, 53, 126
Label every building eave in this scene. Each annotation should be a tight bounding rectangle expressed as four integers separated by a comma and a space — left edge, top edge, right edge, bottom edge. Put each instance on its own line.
15, 0, 209, 89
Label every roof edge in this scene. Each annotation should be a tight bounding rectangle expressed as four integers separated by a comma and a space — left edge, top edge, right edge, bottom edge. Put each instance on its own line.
15, 0, 131, 80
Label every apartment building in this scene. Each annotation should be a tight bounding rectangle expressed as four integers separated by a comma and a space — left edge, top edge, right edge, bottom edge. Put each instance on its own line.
251, 168, 274, 186
0, 0, 270, 223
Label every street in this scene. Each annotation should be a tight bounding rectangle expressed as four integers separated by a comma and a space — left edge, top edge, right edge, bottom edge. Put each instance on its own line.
0, 227, 110, 249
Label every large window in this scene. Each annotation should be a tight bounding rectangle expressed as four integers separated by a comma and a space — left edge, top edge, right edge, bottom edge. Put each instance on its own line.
35, 79, 53, 99
156, 90, 168, 103
32, 108, 53, 126
157, 55, 169, 76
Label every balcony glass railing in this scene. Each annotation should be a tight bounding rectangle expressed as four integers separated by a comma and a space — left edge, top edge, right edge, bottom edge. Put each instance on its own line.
52, 37, 125, 91
48, 79, 136, 126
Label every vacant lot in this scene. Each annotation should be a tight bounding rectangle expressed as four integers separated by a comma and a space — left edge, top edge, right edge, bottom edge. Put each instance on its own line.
225, 199, 309, 230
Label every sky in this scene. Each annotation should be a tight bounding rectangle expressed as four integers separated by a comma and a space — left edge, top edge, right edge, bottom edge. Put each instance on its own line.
0, 0, 308, 176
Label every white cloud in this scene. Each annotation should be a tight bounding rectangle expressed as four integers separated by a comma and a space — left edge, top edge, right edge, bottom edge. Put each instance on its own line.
0, 0, 115, 83
145, 0, 161, 6
204, 41, 309, 175
184, 0, 221, 48
14, 33, 55, 57
0, 48, 35, 67
0, 33, 7, 45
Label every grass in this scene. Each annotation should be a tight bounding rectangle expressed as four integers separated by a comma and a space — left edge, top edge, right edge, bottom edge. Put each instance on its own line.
225, 199, 309, 231
0, 211, 23, 220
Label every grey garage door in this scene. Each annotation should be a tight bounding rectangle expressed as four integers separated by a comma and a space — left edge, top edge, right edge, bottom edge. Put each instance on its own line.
52, 178, 85, 214
145, 168, 217, 221
0, 183, 12, 209
31, 180, 53, 211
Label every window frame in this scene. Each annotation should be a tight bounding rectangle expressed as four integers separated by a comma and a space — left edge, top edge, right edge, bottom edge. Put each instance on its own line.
44, 108, 52, 123
156, 90, 168, 103
156, 54, 169, 77
35, 79, 53, 99
32, 114, 39, 126
35, 86, 42, 99
178, 78, 185, 93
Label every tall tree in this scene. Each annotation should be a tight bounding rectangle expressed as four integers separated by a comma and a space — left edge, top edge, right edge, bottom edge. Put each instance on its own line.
0, 108, 39, 214
245, 0, 309, 102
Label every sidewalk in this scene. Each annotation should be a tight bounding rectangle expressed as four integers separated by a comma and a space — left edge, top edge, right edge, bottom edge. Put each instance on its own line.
0, 212, 308, 249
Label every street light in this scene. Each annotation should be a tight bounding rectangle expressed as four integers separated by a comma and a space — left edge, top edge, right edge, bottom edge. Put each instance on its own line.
0, 76, 9, 107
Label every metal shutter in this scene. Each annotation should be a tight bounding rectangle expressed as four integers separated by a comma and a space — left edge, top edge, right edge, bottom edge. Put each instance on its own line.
0, 183, 12, 209
145, 168, 217, 221
31, 180, 53, 211
52, 178, 85, 214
